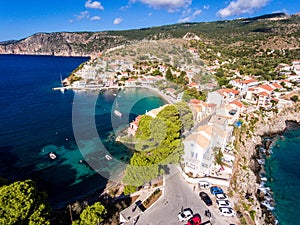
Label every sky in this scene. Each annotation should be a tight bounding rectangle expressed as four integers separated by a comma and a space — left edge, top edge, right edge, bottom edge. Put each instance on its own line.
0, 0, 299, 42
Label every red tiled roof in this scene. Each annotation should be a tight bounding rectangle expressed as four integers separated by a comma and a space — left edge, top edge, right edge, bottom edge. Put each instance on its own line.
272, 83, 283, 89
241, 79, 257, 84
257, 91, 269, 97
217, 88, 239, 95
188, 82, 199, 87
189, 99, 201, 104
208, 103, 217, 107
259, 84, 274, 92
230, 100, 243, 108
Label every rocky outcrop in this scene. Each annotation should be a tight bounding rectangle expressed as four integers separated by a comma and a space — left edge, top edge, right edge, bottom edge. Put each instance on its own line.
231, 103, 300, 225
0, 32, 130, 57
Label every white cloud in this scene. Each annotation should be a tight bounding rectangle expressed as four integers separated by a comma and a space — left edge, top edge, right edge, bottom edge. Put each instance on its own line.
130, 0, 192, 12
148, 12, 153, 16
90, 16, 101, 21
85, 0, 104, 10
120, 5, 130, 11
203, 5, 209, 10
75, 11, 90, 20
113, 17, 123, 25
178, 9, 202, 23
217, 0, 270, 18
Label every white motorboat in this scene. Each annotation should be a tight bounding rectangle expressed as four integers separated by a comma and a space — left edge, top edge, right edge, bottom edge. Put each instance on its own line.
49, 152, 57, 160
113, 109, 122, 117
105, 154, 112, 160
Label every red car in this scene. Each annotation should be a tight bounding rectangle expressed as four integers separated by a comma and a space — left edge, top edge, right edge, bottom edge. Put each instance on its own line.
187, 214, 201, 225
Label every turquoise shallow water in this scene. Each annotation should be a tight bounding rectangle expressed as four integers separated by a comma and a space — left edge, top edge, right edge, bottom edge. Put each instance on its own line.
0, 54, 166, 208
264, 126, 300, 225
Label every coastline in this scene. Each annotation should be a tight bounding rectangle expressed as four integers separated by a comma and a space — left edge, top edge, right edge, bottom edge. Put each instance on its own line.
55, 85, 176, 104
0, 52, 91, 58
231, 102, 300, 225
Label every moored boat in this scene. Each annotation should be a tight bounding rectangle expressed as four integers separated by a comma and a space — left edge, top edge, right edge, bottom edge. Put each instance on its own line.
49, 152, 57, 160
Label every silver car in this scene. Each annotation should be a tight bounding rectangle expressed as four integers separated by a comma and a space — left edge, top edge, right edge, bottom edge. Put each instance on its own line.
177, 208, 193, 222
216, 199, 231, 207
219, 207, 236, 217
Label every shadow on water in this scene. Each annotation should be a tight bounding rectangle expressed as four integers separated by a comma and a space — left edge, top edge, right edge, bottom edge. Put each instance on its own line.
0, 146, 19, 176
30, 163, 108, 209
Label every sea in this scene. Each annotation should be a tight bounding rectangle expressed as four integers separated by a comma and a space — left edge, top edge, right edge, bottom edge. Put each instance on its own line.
0, 54, 166, 209
262, 125, 300, 225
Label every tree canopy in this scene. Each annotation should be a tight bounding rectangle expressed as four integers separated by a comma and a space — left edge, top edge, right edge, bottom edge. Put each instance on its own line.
0, 180, 51, 225
182, 87, 206, 102
123, 105, 184, 191
174, 102, 194, 133
72, 202, 106, 225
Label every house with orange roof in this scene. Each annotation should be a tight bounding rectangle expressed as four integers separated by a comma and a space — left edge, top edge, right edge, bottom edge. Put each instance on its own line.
188, 82, 200, 90
270, 82, 283, 90
125, 78, 137, 86
207, 88, 240, 106
257, 84, 274, 93
256, 91, 270, 108
201, 83, 218, 91
215, 101, 244, 126
188, 99, 210, 122
128, 115, 142, 136
229, 78, 258, 94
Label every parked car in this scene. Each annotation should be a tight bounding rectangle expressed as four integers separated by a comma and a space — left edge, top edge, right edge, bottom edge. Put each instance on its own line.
177, 208, 193, 222
199, 191, 212, 206
215, 193, 228, 200
216, 200, 231, 207
210, 186, 224, 195
219, 207, 236, 217
187, 214, 201, 225
198, 180, 211, 189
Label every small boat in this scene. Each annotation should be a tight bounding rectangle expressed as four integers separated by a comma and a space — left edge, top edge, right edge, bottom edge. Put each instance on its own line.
105, 154, 112, 160
114, 109, 122, 117
59, 74, 66, 93
49, 152, 57, 160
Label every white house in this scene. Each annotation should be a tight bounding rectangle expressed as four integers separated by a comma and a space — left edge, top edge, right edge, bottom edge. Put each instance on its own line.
183, 125, 214, 177
229, 78, 258, 94
207, 89, 239, 107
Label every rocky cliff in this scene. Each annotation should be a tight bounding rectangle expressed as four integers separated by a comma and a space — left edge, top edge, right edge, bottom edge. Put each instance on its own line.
0, 32, 130, 57
231, 102, 300, 225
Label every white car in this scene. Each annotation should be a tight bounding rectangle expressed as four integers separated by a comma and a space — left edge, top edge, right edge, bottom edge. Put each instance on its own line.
219, 207, 236, 217
215, 193, 228, 200
216, 200, 231, 207
177, 208, 193, 222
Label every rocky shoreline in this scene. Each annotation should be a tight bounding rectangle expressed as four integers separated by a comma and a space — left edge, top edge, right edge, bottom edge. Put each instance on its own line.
231, 102, 300, 225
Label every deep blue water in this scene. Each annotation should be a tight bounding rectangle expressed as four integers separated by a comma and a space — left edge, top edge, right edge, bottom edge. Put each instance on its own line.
264, 126, 300, 225
0, 54, 165, 209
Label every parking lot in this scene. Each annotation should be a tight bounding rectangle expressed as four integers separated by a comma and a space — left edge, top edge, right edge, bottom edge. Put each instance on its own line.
134, 166, 239, 225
